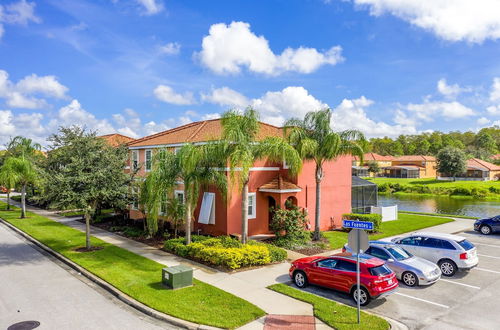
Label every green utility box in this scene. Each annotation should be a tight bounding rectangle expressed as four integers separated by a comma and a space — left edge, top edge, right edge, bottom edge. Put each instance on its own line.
162, 265, 193, 289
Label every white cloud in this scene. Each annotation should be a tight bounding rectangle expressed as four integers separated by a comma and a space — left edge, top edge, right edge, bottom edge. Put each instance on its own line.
487, 105, 500, 116
331, 96, 417, 137
0, 110, 47, 147
351, 0, 500, 43
406, 100, 476, 121
136, 0, 163, 15
490, 77, 500, 102
159, 42, 180, 55
437, 78, 463, 99
0, 69, 68, 109
153, 85, 195, 105
0, 0, 40, 39
56, 99, 115, 134
477, 117, 491, 125
196, 21, 343, 75
201, 87, 249, 108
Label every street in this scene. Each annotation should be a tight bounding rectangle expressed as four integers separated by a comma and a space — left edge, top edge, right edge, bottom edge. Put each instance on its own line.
0, 222, 177, 330
301, 230, 500, 330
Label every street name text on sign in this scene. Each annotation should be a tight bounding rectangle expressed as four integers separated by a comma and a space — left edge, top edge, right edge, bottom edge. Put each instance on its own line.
342, 219, 374, 231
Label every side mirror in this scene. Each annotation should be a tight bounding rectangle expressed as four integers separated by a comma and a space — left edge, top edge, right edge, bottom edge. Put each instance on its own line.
387, 258, 394, 263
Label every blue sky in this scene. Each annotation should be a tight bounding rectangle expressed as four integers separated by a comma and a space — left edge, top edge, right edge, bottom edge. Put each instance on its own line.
1, 0, 500, 146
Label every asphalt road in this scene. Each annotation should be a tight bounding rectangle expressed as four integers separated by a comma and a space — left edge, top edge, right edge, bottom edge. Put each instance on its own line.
300, 230, 500, 330
0, 222, 177, 330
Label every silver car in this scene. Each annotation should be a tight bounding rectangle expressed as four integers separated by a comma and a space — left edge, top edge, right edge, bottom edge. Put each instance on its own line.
343, 241, 441, 286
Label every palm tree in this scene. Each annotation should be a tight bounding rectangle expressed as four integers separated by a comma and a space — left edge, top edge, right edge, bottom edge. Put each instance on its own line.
285, 109, 365, 240
141, 143, 227, 244
7, 136, 42, 159
0, 162, 18, 210
166, 196, 185, 238
1, 157, 38, 218
221, 108, 302, 244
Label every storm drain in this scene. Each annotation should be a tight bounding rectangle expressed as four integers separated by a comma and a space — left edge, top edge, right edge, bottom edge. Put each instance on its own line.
7, 321, 40, 330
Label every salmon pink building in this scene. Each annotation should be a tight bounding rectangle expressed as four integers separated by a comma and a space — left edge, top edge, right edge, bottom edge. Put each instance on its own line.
126, 119, 352, 237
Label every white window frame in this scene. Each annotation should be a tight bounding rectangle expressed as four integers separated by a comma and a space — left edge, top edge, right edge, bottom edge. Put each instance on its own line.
174, 190, 185, 204
132, 150, 139, 171
247, 192, 256, 219
145, 149, 152, 172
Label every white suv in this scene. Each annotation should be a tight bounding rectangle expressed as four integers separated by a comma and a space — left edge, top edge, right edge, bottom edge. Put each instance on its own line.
391, 232, 478, 276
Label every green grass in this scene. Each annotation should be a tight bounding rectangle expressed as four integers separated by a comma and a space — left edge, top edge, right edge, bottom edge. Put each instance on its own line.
368, 177, 499, 190
60, 208, 114, 217
268, 284, 389, 330
323, 213, 454, 249
399, 210, 479, 220
0, 202, 264, 328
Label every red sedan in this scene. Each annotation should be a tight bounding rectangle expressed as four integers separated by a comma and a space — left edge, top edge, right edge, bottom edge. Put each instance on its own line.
289, 253, 398, 306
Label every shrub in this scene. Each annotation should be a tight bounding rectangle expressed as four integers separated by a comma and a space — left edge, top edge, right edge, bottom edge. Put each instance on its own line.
163, 235, 286, 269
342, 213, 382, 233
270, 205, 310, 248
471, 188, 488, 198
377, 183, 390, 193
489, 186, 500, 194
451, 187, 471, 196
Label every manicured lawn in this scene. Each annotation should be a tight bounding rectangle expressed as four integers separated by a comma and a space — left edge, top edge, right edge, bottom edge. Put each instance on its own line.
324, 213, 453, 249
59, 208, 114, 217
0, 202, 264, 328
399, 210, 479, 220
268, 284, 389, 330
368, 177, 499, 190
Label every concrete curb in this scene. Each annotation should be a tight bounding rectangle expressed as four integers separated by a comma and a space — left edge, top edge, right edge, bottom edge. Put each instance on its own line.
0, 218, 221, 330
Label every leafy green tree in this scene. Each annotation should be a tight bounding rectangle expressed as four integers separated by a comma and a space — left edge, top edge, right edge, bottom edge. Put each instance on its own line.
285, 109, 365, 241
0, 160, 19, 210
366, 161, 381, 175
475, 132, 497, 157
414, 138, 431, 155
141, 143, 227, 243
7, 136, 42, 159
221, 108, 302, 244
437, 147, 467, 180
44, 127, 130, 250
1, 157, 39, 218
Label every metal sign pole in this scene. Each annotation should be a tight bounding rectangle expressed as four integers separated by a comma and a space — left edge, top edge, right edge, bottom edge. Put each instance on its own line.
356, 229, 361, 324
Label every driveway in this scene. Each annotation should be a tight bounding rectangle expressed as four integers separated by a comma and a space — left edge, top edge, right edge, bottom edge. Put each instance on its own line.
297, 230, 500, 330
0, 222, 176, 330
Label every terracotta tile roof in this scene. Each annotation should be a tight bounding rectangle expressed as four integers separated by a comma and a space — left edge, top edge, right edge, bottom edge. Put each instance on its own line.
259, 175, 301, 191
393, 155, 436, 162
467, 158, 500, 171
128, 119, 283, 147
99, 133, 135, 147
352, 153, 394, 162
491, 154, 500, 160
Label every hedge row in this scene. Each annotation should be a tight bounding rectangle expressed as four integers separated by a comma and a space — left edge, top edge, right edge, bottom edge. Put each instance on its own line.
164, 235, 287, 270
342, 213, 382, 233
377, 182, 498, 198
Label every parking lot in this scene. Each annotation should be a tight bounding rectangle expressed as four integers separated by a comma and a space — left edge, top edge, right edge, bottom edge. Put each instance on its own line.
300, 230, 500, 330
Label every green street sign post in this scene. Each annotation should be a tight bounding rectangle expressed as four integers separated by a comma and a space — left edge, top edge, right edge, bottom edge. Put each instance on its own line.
343, 220, 373, 324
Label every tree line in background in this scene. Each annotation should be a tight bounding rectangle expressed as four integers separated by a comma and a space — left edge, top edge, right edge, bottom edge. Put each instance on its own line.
368, 126, 500, 162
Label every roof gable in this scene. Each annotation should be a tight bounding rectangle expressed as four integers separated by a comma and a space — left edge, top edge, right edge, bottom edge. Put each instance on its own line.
99, 133, 135, 147
467, 158, 500, 171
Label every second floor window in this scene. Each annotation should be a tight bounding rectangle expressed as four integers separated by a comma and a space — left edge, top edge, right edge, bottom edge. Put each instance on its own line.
145, 150, 152, 171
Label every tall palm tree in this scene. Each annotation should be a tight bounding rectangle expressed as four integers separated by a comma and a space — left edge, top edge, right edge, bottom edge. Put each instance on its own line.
0, 162, 19, 210
221, 108, 302, 244
1, 157, 38, 218
7, 136, 42, 159
141, 143, 227, 244
285, 109, 365, 240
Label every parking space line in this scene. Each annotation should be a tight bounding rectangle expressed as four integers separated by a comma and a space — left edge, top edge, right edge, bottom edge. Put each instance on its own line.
475, 267, 500, 274
439, 279, 480, 289
478, 254, 500, 259
473, 243, 500, 248
394, 292, 449, 308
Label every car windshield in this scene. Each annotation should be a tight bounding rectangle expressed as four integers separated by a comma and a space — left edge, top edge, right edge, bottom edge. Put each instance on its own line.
386, 246, 412, 261
457, 239, 474, 251
368, 264, 392, 276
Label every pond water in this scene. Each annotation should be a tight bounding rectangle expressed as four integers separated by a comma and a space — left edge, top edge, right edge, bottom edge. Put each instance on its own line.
378, 194, 500, 219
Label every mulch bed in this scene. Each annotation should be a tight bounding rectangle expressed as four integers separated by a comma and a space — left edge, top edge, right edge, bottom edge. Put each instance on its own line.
74, 246, 104, 252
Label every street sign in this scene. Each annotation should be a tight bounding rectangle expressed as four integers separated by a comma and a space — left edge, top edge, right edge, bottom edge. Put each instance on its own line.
342, 219, 374, 231
347, 229, 369, 254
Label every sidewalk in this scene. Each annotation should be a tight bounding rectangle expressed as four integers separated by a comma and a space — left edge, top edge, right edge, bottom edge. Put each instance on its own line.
0, 198, 320, 329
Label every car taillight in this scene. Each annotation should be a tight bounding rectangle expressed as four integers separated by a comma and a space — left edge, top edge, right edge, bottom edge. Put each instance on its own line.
460, 252, 468, 260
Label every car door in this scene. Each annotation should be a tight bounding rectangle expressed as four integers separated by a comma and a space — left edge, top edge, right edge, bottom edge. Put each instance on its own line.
492, 216, 500, 232
331, 259, 356, 293
367, 246, 402, 277
309, 258, 338, 287
419, 237, 442, 263
397, 236, 421, 255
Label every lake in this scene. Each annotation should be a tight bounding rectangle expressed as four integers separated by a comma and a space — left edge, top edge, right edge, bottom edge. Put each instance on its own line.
378, 194, 500, 219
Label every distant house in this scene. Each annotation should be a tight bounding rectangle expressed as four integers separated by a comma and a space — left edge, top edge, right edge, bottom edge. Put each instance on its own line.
383, 155, 437, 179
126, 119, 352, 236
352, 153, 393, 177
439, 158, 500, 181
99, 133, 136, 147
491, 154, 500, 161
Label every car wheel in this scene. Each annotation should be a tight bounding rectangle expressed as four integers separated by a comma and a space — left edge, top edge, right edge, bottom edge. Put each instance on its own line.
480, 225, 492, 235
351, 286, 371, 306
402, 271, 418, 287
293, 271, 308, 288
439, 259, 457, 277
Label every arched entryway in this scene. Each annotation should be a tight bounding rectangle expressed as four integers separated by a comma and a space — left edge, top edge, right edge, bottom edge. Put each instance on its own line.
268, 196, 277, 231
285, 196, 298, 209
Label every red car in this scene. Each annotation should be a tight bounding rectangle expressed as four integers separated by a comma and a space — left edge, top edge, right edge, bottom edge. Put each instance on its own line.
289, 253, 398, 306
